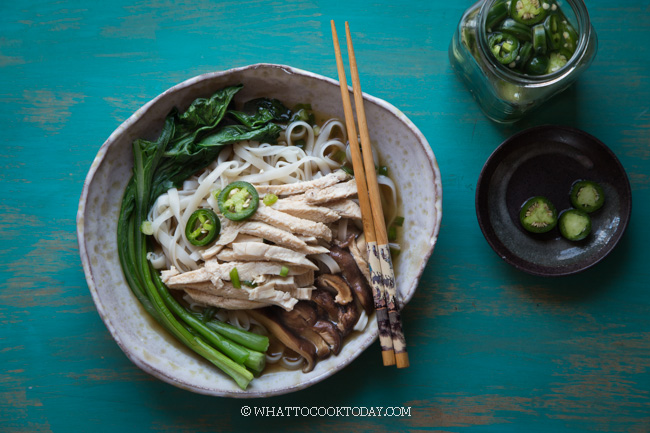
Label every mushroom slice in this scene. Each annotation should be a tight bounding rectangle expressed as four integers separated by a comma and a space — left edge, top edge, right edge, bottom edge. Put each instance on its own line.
329, 245, 374, 315
312, 320, 342, 356
310, 288, 359, 337
310, 288, 341, 323
247, 309, 317, 373
316, 274, 353, 305
276, 302, 317, 330
277, 303, 332, 360
300, 328, 331, 359
337, 303, 361, 337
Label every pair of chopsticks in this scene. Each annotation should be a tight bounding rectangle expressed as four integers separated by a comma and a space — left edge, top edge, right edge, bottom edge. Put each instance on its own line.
331, 21, 409, 369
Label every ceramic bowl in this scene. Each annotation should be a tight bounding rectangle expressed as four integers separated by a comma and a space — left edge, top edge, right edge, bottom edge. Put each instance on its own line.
476, 125, 631, 276
77, 64, 442, 397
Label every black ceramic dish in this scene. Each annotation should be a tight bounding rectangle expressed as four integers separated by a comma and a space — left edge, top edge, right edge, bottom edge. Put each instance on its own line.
476, 125, 632, 277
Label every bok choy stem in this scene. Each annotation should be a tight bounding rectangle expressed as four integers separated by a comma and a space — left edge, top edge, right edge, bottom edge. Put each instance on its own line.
116, 85, 291, 390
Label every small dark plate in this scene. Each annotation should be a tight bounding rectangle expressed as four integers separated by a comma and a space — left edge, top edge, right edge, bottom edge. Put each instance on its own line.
476, 125, 632, 277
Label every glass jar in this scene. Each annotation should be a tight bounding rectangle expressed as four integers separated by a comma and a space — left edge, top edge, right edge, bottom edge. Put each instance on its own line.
449, 0, 598, 123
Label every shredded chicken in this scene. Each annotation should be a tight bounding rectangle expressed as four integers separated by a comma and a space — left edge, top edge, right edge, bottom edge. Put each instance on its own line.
161, 173, 363, 311
304, 179, 358, 205
271, 199, 341, 223
252, 204, 332, 241
323, 199, 362, 220
254, 170, 349, 196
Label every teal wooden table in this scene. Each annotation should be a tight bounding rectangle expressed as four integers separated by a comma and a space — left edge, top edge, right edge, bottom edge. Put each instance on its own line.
2, 1, 649, 431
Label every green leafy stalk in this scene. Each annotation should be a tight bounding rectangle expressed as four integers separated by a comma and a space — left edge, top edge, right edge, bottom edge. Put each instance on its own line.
116, 85, 292, 389
203, 318, 270, 353
151, 270, 250, 365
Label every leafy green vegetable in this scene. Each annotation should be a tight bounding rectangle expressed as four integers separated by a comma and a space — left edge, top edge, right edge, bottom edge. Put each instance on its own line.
117, 85, 280, 389
197, 123, 281, 149
228, 97, 292, 128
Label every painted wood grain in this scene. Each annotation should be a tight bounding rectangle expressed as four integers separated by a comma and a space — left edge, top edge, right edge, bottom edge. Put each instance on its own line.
1, 0, 649, 432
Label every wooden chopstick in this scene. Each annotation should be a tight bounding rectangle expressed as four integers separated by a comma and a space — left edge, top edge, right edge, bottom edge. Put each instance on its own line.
331, 20, 395, 367
331, 21, 409, 368
343, 22, 409, 369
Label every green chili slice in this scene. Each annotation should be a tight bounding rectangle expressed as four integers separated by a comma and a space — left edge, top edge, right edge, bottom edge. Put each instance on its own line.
559, 209, 591, 241
486, 0, 509, 30
570, 180, 605, 213
185, 209, 220, 246
544, 14, 563, 50
560, 19, 578, 54
488, 32, 521, 65
547, 51, 569, 73
218, 181, 259, 221
519, 196, 557, 233
532, 24, 547, 55
526, 54, 550, 75
510, 0, 548, 26
515, 41, 534, 69
499, 18, 533, 42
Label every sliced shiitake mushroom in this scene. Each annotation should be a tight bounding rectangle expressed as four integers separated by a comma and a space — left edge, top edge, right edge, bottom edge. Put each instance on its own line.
312, 320, 342, 356
316, 274, 353, 305
301, 328, 331, 359
310, 288, 359, 337
276, 302, 317, 330
329, 245, 374, 315
337, 303, 360, 337
247, 308, 316, 373
310, 288, 341, 322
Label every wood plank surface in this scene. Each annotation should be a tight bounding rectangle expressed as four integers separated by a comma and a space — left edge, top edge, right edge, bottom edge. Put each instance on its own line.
1, 0, 649, 431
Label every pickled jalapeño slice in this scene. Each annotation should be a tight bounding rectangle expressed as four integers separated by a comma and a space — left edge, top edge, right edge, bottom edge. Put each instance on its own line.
519, 196, 558, 233
559, 209, 591, 241
510, 0, 549, 26
570, 180, 605, 213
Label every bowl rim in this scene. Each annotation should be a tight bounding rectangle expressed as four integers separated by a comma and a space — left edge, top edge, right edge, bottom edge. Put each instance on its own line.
475, 124, 631, 277
76, 63, 442, 396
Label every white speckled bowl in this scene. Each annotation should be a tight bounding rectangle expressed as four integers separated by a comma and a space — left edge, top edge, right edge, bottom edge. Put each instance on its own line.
77, 64, 442, 397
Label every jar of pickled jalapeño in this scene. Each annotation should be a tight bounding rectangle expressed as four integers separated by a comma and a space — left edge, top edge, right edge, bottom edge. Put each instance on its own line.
449, 0, 597, 123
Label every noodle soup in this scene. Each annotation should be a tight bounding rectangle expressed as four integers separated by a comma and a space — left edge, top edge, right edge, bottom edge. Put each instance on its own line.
119, 86, 400, 388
